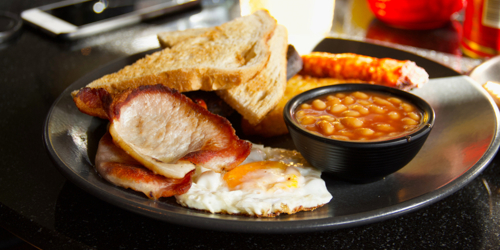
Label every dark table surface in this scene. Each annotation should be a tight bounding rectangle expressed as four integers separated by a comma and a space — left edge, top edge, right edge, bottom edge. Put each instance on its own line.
1, 0, 500, 249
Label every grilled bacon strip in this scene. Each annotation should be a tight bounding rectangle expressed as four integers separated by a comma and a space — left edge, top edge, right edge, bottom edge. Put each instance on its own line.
95, 132, 194, 199
73, 87, 109, 119
299, 52, 429, 90
106, 84, 251, 179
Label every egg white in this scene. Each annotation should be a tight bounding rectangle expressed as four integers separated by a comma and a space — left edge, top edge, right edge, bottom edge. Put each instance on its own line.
175, 144, 332, 217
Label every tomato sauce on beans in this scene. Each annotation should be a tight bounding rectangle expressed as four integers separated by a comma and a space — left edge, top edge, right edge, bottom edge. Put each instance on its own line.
294, 91, 423, 141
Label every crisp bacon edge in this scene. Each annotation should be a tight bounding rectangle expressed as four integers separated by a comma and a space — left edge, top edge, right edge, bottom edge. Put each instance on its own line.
95, 132, 194, 199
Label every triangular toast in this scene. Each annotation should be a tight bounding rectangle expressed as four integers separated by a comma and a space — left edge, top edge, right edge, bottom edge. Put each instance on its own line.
157, 23, 288, 125
72, 10, 277, 119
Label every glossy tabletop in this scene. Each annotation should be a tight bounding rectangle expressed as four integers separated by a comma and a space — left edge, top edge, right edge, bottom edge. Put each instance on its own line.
1, 0, 500, 249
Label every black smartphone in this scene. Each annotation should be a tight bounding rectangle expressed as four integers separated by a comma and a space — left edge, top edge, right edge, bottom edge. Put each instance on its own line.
21, 0, 201, 40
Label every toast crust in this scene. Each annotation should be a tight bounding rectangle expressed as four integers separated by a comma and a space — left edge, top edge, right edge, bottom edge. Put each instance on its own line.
157, 27, 211, 48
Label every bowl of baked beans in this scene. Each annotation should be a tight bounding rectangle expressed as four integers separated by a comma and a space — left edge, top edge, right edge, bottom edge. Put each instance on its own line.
283, 83, 435, 183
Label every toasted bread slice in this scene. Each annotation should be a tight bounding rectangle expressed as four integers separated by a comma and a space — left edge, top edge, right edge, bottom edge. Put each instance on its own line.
157, 27, 211, 48
72, 10, 277, 118
158, 25, 289, 125
216, 25, 288, 125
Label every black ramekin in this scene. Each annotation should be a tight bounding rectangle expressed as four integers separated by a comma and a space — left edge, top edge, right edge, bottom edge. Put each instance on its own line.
283, 83, 435, 183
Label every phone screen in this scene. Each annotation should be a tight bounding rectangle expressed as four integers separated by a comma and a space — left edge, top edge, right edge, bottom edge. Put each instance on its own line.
44, 0, 168, 26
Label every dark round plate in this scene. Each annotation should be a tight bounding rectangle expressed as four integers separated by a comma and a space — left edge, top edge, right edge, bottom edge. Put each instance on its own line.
44, 38, 500, 233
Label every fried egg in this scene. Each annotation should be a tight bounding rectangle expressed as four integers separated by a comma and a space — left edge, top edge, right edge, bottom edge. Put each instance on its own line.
175, 144, 332, 217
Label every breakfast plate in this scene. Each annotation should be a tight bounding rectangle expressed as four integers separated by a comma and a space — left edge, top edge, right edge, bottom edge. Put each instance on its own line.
469, 55, 500, 84
44, 38, 500, 233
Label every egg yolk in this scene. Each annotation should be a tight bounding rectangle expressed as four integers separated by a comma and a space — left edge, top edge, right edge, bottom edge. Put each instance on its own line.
223, 161, 299, 191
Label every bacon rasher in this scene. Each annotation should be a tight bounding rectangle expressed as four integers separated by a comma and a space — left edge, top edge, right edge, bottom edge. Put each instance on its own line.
95, 133, 194, 199
105, 84, 251, 179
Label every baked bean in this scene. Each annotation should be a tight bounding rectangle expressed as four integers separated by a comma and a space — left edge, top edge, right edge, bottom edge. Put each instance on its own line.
312, 99, 327, 110
343, 96, 355, 105
341, 110, 361, 117
402, 103, 414, 112
330, 135, 350, 141
355, 128, 375, 136
369, 105, 386, 114
326, 97, 341, 106
350, 104, 369, 115
388, 111, 400, 120
295, 110, 306, 119
387, 97, 402, 104
408, 112, 420, 121
358, 100, 371, 106
317, 120, 334, 135
352, 91, 369, 99
329, 104, 348, 113
294, 90, 423, 141
300, 103, 311, 109
402, 117, 419, 125
375, 123, 394, 132
318, 115, 336, 122
373, 97, 393, 107
300, 116, 317, 125
333, 121, 345, 130
338, 130, 355, 137
341, 117, 363, 128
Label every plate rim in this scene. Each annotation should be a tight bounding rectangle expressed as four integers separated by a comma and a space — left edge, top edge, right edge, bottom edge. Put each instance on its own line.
43, 38, 500, 233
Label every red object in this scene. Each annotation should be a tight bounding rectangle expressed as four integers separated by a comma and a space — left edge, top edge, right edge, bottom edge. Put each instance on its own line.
461, 0, 500, 58
367, 0, 464, 30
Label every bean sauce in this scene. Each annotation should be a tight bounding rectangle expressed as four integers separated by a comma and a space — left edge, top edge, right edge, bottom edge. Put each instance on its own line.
294, 91, 423, 141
